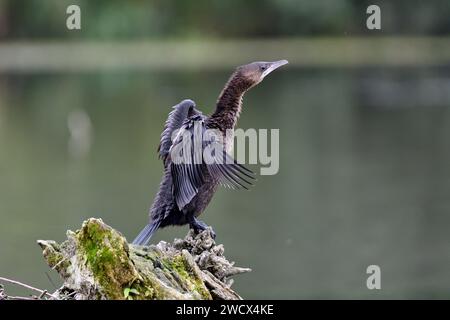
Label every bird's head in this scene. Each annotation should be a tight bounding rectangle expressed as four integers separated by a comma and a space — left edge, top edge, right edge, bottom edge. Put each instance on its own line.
234, 60, 289, 90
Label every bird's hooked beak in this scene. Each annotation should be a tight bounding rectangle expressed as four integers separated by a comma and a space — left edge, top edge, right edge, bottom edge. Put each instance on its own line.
261, 60, 289, 78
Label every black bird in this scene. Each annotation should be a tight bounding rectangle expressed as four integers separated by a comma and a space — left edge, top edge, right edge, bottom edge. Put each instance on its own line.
132, 60, 288, 245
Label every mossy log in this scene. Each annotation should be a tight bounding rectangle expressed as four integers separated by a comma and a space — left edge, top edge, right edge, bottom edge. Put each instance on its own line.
37, 218, 250, 300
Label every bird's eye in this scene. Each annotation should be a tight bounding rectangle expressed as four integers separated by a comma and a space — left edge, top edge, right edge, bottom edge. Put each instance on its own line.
260, 66, 267, 71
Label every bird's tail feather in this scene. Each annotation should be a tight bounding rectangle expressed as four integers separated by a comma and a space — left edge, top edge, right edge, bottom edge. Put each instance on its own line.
132, 220, 161, 246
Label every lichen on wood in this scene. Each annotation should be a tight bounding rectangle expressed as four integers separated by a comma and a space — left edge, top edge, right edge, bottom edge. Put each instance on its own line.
37, 218, 250, 300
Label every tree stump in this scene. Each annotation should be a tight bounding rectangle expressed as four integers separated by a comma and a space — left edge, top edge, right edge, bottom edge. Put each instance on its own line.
37, 218, 251, 300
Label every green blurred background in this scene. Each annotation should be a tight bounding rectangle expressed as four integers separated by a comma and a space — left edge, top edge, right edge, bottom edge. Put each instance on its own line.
1, 0, 450, 299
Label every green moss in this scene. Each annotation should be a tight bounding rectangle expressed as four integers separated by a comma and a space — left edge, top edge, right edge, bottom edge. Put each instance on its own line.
45, 250, 65, 268
120, 276, 170, 300
76, 219, 138, 300
71, 219, 212, 300
38, 240, 71, 276
163, 256, 189, 278
193, 279, 211, 300
125, 250, 211, 300
162, 255, 211, 300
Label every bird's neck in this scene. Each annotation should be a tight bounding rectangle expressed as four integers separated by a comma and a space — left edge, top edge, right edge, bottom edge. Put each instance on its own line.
210, 74, 252, 131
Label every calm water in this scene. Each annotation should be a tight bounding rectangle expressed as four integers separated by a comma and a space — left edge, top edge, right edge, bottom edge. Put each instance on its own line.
1, 68, 450, 298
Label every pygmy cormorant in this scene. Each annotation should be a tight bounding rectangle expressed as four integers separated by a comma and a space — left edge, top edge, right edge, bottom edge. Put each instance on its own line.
133, 60, 288, 245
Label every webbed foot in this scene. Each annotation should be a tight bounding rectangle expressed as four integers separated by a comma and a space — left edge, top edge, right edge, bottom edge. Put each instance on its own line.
189, 218, 216, 239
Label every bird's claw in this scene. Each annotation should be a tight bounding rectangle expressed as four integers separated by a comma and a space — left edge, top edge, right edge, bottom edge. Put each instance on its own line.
207, 227, 216, 239
190, 218, 216, 239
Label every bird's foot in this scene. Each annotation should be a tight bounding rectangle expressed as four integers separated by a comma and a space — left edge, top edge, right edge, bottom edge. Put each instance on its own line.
206, 227, 217, 239
190, 218, 216, 239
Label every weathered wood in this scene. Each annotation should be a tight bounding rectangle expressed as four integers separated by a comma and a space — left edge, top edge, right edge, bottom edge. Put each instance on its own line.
0, 284, 6, 300
36, 218, 250, 300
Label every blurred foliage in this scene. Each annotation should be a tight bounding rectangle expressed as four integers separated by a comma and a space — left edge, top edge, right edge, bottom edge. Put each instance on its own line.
1, 0, 450, 40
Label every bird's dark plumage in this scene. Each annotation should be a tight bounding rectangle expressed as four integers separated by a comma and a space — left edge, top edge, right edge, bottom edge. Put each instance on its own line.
132, 60, 288, 245
157, 99, 200, 165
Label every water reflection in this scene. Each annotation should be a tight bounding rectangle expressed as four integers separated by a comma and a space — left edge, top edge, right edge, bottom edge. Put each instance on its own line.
67, 109, 92, 160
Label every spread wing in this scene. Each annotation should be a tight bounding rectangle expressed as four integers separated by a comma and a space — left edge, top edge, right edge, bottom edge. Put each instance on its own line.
157, 99, 201, 166
169, 116, 255, 210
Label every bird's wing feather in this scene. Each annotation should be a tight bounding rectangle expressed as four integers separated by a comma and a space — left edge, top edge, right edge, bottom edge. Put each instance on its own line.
158, 99, 200, 164
170, 117, 255, 210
